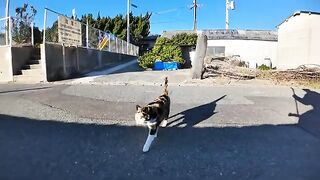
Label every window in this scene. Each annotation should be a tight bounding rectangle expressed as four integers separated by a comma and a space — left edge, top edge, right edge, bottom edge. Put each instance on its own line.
207, 46, 225, 57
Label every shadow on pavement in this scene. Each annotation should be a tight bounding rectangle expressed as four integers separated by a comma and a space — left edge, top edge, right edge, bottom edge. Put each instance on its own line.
1, 113, 320, 180
168, 95, 226, 128
290, 88, 320, 138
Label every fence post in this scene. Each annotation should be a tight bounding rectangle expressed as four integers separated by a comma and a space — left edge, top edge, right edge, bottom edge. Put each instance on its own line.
31, 22, 34, 46
43, 8, 47, 45
114, 37, 118, 53
86, 18, 89, 48
108, 34, 111, 52
5, 17, 9, 45
136, 46, 139, 56
121, 40, 124, 54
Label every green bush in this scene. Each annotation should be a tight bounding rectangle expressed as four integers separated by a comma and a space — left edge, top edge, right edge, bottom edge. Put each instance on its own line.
138, 33, 197, 69
139, 51, 156, 69
172, 33, 198, 46
156, 44, 184, 63
258, 64, 271, 70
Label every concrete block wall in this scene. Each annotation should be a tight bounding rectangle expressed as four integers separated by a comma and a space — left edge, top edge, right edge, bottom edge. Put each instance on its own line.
0, 47, 13, 82
43, 43, 137, 81
0, 46, 38, 82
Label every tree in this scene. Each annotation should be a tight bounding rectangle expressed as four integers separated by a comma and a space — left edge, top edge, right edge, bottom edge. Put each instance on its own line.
12, 3, 37, 45
131, 12, 151, 44
81, 12, 151, 45
33, 26, 42, 46
112, 14, 126, 39
45, 11, 151, 48
45, 20, 58, 43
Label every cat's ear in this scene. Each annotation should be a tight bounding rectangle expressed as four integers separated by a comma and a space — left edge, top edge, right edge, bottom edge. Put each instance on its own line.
136, 105, 141, 110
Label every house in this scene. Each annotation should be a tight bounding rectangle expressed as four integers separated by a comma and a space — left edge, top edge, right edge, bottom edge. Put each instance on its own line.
162, 29, 278, 69
203, 29, 278, 68
276, 11, 320, 69
139, 35, 160, 54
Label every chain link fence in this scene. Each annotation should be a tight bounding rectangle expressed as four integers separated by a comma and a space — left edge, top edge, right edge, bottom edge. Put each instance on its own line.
0, 17, 10, 46
43, 8, 139, 56
11, 17, 33, 46
0, 16, 33, 47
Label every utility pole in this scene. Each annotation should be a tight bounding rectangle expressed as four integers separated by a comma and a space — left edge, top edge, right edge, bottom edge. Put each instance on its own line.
226, 0, 229, 30
5, 0, 9, 18
72, 8, 76, 20
226, 0, 235, 31
191, 0, 197, 32
127, 1, 137, 52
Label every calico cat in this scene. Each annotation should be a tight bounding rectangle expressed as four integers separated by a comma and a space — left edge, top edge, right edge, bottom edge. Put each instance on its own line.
135, 77, 170, 152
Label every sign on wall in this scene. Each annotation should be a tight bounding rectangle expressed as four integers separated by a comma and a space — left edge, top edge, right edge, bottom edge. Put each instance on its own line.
58, 15, 82, 46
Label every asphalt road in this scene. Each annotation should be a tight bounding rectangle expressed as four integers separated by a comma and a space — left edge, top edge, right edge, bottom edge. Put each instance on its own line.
0, 81, 320, 180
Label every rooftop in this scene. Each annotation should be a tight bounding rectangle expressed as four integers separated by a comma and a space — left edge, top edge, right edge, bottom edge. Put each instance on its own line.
161, 30, 197, 39
278, 10, 320, 27
162, 29, 278, 41
202, 29, 278, 41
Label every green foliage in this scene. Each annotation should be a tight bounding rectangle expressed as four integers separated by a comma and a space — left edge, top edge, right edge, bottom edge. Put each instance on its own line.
138, 33, 197, 69
139, 51, 157, 69
45, 11, 151, 47
156, 44, 184, 63
258, 64, 271, 70
45, 21, 58, 43
171, 33, 197, 46
80, 12, 151, 45
131, 13, 152, 44
33, 26, 42, 46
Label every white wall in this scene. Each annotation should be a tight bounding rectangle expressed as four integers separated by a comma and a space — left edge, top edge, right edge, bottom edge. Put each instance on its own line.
207, 39, 277, 68
0, 47, 13, 82
277, 13, 320, 69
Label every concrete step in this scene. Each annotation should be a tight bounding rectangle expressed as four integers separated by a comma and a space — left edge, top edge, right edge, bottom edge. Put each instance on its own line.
23, 64, 42, 70
21, 69, 43, 76
27, 60, 41, 65
13, 75, 45, 83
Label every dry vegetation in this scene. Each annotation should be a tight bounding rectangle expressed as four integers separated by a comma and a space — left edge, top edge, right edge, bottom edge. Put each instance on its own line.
203, 56, 320, 89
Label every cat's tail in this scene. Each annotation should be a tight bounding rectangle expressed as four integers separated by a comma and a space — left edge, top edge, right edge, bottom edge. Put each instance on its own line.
163, 77, 168, 95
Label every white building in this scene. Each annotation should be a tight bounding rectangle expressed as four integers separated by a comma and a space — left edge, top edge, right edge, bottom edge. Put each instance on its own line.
203, 29, 278, 68
162, 11, 320, 69
162, 29, 278, 69
276, 11, 320, 69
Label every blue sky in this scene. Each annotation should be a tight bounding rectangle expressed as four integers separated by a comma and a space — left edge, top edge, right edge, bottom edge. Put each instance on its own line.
1, 0, 320, 34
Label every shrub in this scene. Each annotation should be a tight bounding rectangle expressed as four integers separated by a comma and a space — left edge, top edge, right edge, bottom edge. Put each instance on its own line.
157, 44, 184, 63
138, 33, 197, 69
171, 33, 197, 46
258, 64, 271, 70
138, 51, 156, 69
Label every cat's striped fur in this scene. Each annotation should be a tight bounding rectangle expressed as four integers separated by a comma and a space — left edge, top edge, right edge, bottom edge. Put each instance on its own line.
135, 77, 170, 152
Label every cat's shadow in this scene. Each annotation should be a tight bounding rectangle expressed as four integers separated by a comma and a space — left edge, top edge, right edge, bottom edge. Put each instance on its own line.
167, 95, 226, 128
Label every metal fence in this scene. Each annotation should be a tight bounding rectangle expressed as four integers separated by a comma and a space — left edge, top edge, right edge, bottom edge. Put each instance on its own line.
0, 17, 10, 46
0, 16, 34, 47
43, 8, 139, 56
